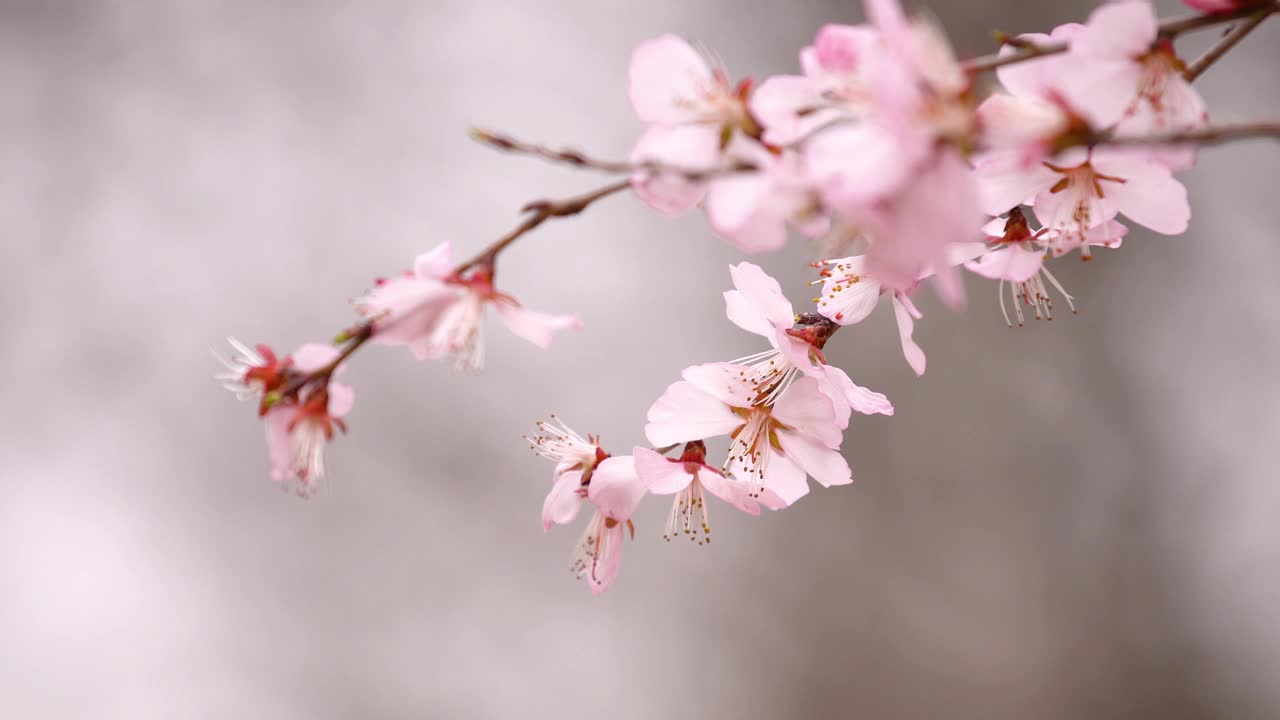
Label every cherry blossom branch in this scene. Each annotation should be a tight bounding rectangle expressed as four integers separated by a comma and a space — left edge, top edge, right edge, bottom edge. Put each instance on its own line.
454, 178, 632, 273
1183, 7, 1274, 82
963, 2, 1278, 73
470, 128, 757, 181
1094, 120, 1280, 148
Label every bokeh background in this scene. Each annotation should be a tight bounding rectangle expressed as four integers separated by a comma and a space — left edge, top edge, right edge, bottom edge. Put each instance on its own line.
3, 0, 1279, 717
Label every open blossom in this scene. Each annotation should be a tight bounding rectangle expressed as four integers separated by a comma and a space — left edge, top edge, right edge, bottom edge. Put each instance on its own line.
635, 442, 777, 544
627, 34, 756, 216
723, 262, 892, 426
974, 145, 1188, 254
268, 345, 354, 496
646, 364, 852, 508
527, 416, 607, 531
355, 241, 581, 370
1057, 0, 1207, 169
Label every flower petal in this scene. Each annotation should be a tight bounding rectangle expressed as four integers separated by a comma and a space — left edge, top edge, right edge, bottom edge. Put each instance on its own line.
891, 294, 927, 376
493, 302, 582, 349
542, 468, 585, 530
771, 376, 843, 449
632, 446, 693, 495
645, 379, 744, 447
778, 430, 853, 487
413, 242, 453, 280
588, 455, 645, 521
628, 34, 714, 125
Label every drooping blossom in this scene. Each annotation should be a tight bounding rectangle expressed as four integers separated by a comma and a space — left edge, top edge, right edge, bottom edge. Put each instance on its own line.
1057, 0, 1208, 169
355, 242, 581, 370
812, 243, 989, 375
973, 146, 1188, 254
526, 416, 607, 531
635, 441, 777, 544
963, 209, 1121, 327
722, 262, 892, 426
646, 364, 852, 508
570, 455, 646, 594
627, 34, 757, 216
247, 340, 355, 491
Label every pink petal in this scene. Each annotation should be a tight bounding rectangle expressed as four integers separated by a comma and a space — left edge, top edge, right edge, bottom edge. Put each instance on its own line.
413, 242, 453, 280
493, 302, 582, 349
806, 123, 911, 213
1091, 152, 1190, 235
825, 364, 893, 417
263, 406, 295, 482
326, 382, 355, 418
965, 243, 1045, 283
760, 455, 810, 509
629, 125, 719, 216
728, 262, 796, 330
628, 34, 714, 125
542, 468, 585, 530
587, 455, 645, 521
1073, 1, 1157, 59
972, 149, 1058, 216
290, 343, 341, 373
778, 430, 853, 487
586, 520, 625, 595
632, 446, 692, 495
696, 470, 762, 516
995, 26, 1082, 98
681, 362, 756, 408
645, 380, 743, 447
891, 294, 927, 376
1057, 59, 1143, 129
750, 75, 838, 146
771, 376, 843, 449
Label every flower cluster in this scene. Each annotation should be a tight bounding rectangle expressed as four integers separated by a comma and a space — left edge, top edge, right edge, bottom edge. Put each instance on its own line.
217, 0, 1278, 593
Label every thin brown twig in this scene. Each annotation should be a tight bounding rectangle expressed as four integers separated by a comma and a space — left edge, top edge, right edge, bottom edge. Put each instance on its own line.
454, 179, 632, 273
962, 2, 1279, 74
470, 128, 757, 181
1093, 120, 1280, 148
1183, 7, 1274, 82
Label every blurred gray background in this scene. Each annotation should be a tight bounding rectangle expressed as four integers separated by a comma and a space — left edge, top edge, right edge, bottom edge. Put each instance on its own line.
3, 1, 1278, 718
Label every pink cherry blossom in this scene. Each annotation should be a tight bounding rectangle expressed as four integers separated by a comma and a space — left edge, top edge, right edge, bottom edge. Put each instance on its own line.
356, 242, 582, 370
526, 416, 607, 531
974, 146, 1189, 254
1057, 1, 1207, 169
570, 455, 646, 594
262, 343, 355, 497
635, 442, 777, 544
722, 262, 892, 427
965, 210, 1129, 327
627, 34, 756, 216
645, 364, 852, 508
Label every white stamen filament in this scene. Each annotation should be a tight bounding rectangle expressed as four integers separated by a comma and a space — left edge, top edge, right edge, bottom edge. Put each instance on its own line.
525, 415, 597, 466
288, 420, 328, 496
999, 266, 1076, 328
724, 408, 775, 497
664, 477, 711, 545
212, 337, 267, 401
729, 349, 800, 407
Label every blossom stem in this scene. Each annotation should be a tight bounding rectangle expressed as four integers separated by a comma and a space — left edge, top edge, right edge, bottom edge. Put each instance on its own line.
277, 322, 374, 400
454, 178, 632, 273
1092, 121, 1280, 148
963, 2, 1279, 73
1183, 8, 1274, 82
469, 128, 757, 180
